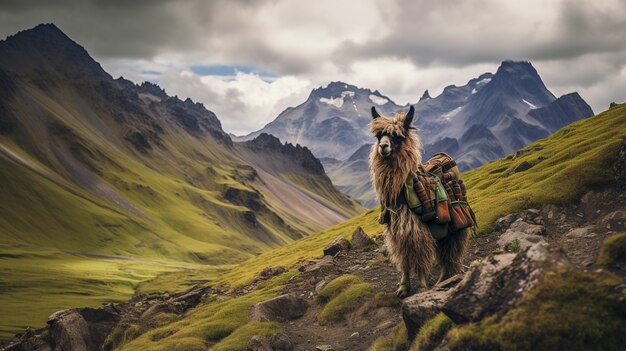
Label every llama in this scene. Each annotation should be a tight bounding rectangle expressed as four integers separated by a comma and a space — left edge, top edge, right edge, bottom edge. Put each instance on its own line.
369, 105, 469, 297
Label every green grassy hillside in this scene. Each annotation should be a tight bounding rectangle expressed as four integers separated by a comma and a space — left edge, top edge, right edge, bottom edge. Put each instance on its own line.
0, 24, 363, 338
119, 103, 626, 350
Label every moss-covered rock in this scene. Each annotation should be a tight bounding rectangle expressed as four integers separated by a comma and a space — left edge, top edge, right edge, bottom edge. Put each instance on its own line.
409, 313, 453, 351
317, 275, 374, 325
369, 323, 408, 351
445, 268, 626, 351
597, 232, 626, 267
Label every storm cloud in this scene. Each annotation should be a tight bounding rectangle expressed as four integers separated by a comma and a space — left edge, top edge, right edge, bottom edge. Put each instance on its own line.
1, 0, 625, 134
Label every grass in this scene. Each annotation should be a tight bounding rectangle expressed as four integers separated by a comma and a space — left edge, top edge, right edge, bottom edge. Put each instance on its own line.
445, 268, 626, 351
0, 245, 187, 339
410, 313, 454, 351
369, 323, 408, 351
120, 272, 294, 351
0, 80, 364, 337
597, 232, 626, 267
462, 103, 626, 234
317, 275, 374, 325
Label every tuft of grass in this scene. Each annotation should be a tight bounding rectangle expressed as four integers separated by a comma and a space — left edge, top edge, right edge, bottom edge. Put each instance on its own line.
316, 274, 364, 303
597, 232, 626, 267
445, 268, 626, 351
410, 313, 453, 351
317, 275, 374, 325
506, 237, 521, 252
369, 323, 408, 351
212, 321, 279, 351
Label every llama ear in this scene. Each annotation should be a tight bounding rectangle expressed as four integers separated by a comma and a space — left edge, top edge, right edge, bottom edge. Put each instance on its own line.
371, 106, 381, 119
404, 105, 415, 129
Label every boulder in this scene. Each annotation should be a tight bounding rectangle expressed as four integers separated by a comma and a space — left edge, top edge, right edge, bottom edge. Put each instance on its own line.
494, 214, 516, 231
323, 236, 350, 256
46, 307, 118, 351
351, 227, 375, 249
315, 345, 334, 351
259, 265, 288, 279
512, 161, 532, 173
270, 332, 294, 351
509, 219, 546, 236
497, 219, 546, 250
249, 294, 308, 322
301, 255, 335, 275
402, 288, 455, 341
602, 211, 626, 231
247, 335, 272, 351
442, 243, 550, 324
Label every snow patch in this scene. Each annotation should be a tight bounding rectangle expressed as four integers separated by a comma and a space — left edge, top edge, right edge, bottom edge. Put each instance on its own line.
471, 88, 478, 94
441, 106, 463, 121
319, 91, 355, 108
477, 77, 491, 85
320, 97, 344, 108
522, 99, 538, 109
369, 94, 389, 106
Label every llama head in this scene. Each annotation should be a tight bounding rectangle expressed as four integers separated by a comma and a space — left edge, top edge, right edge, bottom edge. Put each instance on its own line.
370, 105, 419, 161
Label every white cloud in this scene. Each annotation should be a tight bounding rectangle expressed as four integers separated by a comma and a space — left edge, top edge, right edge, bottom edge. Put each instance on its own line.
159, 70, 312, 135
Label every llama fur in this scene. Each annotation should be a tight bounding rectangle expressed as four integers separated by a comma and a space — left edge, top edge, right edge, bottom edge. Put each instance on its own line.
369, 107, 469, 295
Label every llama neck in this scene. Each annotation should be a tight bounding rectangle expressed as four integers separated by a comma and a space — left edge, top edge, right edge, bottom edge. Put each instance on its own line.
371, 150, 420, 208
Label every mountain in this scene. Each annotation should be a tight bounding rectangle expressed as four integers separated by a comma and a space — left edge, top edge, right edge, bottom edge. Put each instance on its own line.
0, 24, 363, 337
237, 81, 405, 160
256, 61, 593, 207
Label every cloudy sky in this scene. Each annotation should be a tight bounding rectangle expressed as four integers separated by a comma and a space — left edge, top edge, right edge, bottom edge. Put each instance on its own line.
1, 0, 625, 134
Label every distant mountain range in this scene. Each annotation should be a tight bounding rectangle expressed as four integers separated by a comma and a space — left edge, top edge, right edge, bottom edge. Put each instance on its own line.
0, 23, 363, 264
240, 61, 594, 207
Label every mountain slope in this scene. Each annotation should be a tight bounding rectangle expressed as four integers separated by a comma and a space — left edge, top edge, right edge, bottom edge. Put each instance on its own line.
0, 24, 363, 337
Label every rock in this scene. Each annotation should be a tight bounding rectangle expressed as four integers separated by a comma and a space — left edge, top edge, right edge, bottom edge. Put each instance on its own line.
613, 136, 626, 188
270, 332, 294, 351
497, 230, 545, 251
565, 226, 597, 240
315, 345, 334, 351
302, 255, 335, 275
350, 332, 360, 338
378, 242, 388, 256
260, 265, 288, 278
46, 307, 119, 351
315, 280, 327, 294
351, 227, 376, 249
402, 288, 455, 341
249, 294, 308, 322
509, 219, 546, 236
494, 214, 516, 231
442, 243, 550, 324
323, 236, 350, 256
602, 211, 626, 232
512, 161, 532, 173
247, 335, 272, 351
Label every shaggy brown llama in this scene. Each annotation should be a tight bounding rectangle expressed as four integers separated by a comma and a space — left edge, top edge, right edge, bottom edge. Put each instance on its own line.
369, 105, 469, 297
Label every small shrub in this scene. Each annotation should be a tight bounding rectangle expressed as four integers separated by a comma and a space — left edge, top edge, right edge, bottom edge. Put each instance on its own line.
597, 232, 626, 266
506, 237, 521, 252
371, 292, 401, 308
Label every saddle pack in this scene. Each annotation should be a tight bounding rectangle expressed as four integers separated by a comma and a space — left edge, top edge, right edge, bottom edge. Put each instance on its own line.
402, 152, 477, 240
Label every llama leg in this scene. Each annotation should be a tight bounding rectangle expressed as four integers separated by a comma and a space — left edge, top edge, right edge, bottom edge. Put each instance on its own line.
436, 229, 469, 283
396, 260, 411, 298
